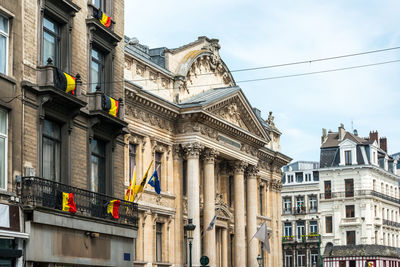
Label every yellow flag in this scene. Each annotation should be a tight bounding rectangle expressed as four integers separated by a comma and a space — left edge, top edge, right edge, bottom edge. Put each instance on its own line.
134, 160, 153, 197
125, 166, 136, 201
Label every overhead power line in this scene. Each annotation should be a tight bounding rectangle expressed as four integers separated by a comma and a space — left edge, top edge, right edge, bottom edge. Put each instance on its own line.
80, 45, 400, 86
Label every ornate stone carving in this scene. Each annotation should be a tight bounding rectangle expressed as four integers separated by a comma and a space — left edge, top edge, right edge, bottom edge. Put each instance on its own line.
202, 148, 219, 163
182, 142, 204, 159
270, 179, 282, 192
246, 165, 259, 177
172, 145, 183, 160
231, 160, 248, 174
241, 144, 258, 157
136, 64, 145, 76
125, 106, 174, 132
178, 122, 218, 139
218, 103, 248, 130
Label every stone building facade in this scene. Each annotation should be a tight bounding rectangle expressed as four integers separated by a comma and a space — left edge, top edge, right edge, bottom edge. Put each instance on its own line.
0, 0, 138, 266
124, 36, 291, 267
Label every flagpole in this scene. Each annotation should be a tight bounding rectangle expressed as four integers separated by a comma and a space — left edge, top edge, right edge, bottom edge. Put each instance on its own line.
135, 164, 159, 203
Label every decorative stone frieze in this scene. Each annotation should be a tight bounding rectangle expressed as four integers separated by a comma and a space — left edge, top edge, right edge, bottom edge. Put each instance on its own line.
182, 142, 204, 159
241, 144, 258, 157
126, 105, 174, 132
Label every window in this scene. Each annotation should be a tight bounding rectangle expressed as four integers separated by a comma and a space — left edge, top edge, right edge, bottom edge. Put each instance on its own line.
310, 221, 318, 234
156, 222, 162, 262
91, 47, 105, 92
325, 216, 332, 233
287, 174, 294, 183
310, 251, 318, 266
43, 16, 60, 67
345, 179, 354, 197
42, 120, 61, 182
345, 150, 352, 165
284, 222, 292, 237
284, 252, 293, 267
297, 251, 306, 267
155, 152, 162, 183
309, 195, 317, 212
283, 197, 292, 213
296, 221, 305, 240
259, 185, 264, 215
295, 172, 303, 183
346, 231, 355, 245
296, 196, 305, 213
183, 159, 187, 196
90, 139, 106, 193
129, 144, 136, 182
339, 261, 346, 267
324, 181, 331, 199
93, 0, 105, 9
229, 175, 234, 207
346, 205, 355, 218
0, 14, 9, 74
0, 109, 7, 189
305, 173, 312, 182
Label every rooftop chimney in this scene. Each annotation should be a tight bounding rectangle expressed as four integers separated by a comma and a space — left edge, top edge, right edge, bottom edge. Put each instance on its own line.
379, 137, 387, 152
369, 131, 379, 144
353, 129, 358, 136
338, 123, 346, 141
321, 128, 327, 144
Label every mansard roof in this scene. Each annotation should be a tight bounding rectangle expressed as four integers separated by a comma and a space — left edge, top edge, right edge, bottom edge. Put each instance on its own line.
321, 131, 367, 148
324, 244, 400, 259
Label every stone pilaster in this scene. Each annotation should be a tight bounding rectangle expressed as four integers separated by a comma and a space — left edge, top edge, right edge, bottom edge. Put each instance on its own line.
202, 148, 219, 267
183, 142, 204, 267
246, 165, 259, 267
231, 160, 248, 267
172, 145, 184, 265
221, 228, 228, 267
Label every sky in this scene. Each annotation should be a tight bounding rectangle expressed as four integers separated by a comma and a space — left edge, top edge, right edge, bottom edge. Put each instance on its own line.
125, 0, 400, 162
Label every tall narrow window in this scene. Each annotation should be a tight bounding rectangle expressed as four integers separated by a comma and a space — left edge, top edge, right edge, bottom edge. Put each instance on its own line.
324, 181, 331, 199
129, 144, 136, 182
296, 221, 305, 240
346, 231, 355, 245
309, 195, 317, 212
345, 179, 354, 197
326, 216, 332, 233
345, 150, 352, 165
259, 185, 264, 215
42, 120, 61, 182
43, 16, 60, 67
284, 222, 292, 237
93, 0, 105, 10
0, 15, 9, 74
283, 197, 292, 214
91, 48, 105, 92
229, 176, 234, 207
90, 139, 106, 193
156, 222, 162, 262
183, 159, 187, 196
0, 109, 7, 189
155, 152, 162, 183
310, 221, 318, 234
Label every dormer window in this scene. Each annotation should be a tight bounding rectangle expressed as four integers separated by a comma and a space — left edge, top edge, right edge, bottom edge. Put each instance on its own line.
345, 150, 352, 165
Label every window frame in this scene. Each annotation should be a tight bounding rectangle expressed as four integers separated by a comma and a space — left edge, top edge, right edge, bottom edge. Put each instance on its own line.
283, 197, 291, 213
0, 14, 9, 75
346, 230, 356, 245
90, 138, 107, 194
345, 205, 355, 218
128, 143, 136, 183
259, 185, 264, 215
324, 180, 331, 199
284, 222, 292, 237
90, 47, 105, 92
41, 119, 62, 182
156, 222, 162, 262
345, 179, 354, 197
309, 221, 318, 234
42, 16, 61, 68
155, 151, 162, 185
0, 109, 7, 191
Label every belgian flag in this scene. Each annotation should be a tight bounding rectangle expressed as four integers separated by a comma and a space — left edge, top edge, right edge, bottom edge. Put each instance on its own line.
94, 9, 111, 28
53, 68, 76, 95
102, 94, 119, 117
107, 200, 121, 219
62, 192, 77, 214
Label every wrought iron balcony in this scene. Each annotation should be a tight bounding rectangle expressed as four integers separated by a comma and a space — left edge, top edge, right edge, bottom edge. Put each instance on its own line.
320, 190, 400, 205
383, 219, 400, 228
293, 206, 307, 215
21, 176, 138, 228
282, 236, 294, 243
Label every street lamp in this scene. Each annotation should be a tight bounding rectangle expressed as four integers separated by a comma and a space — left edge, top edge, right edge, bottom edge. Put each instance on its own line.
257, 254, 262, 267
184, 219, 196, 267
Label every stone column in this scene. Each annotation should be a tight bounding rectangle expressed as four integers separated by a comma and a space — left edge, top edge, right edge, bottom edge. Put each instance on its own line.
221, 228, 228, 267
203, 148, 219, 267
232, 160, 248, 267
173, 145, 184, 265
183, 142, 203, 267
246, 165, 259, 267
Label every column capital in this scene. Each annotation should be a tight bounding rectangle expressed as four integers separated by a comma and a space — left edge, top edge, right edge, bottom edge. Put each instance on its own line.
202, 148, 219, 163
182, 142, 204, 159
246, 165, 259, 178
172, 144, 183, 160
231, 160, 248, 175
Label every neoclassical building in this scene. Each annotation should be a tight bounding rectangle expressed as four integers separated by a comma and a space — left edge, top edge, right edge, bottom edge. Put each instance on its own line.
123, 36, 291, 267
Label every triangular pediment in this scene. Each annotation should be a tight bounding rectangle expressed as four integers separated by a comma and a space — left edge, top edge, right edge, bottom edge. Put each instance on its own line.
204, 89, 270, 141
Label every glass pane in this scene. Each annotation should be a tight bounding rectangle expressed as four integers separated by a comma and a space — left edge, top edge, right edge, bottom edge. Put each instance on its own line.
93, 0, 101, 8
42, 137, 55, 180
43, 120, 60, 139
91, 139, 105, 156
0, 35, 6, 74
43, 31, 56, 65
91, 60, 99, 92
92, 48, 99, 61
90, 155, 99, 192
0, 15, 8, 34
43, 17, 56, 33
0, 109, 6, 134
0, 138, 5, 189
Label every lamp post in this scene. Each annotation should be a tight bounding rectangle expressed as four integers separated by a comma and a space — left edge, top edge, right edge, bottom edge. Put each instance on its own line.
257, 254, 262, 267
184, 219, 196, 267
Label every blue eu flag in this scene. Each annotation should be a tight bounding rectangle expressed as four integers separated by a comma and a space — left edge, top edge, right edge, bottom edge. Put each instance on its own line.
148, 169, 161, 194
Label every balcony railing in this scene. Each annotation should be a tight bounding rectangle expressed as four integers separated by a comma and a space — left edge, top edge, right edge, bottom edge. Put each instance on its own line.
21, 176, 138, 228
282, 236, 294, 242
383, 219, 400, 228
320, 190, 400, 204
293, 206, 307, 215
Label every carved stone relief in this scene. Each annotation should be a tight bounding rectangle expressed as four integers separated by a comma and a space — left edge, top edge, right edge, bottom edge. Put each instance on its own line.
125, 106, 174, 132
218, 103, 248, 130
